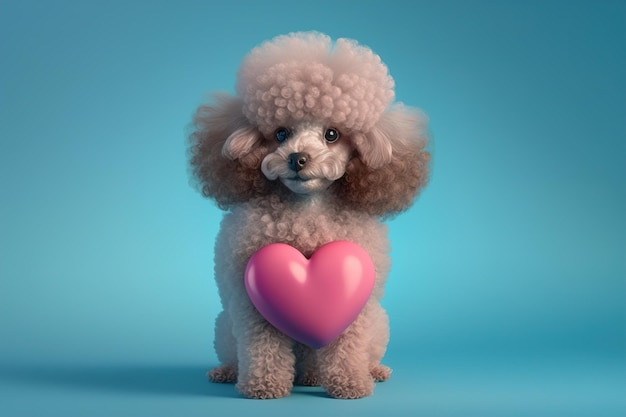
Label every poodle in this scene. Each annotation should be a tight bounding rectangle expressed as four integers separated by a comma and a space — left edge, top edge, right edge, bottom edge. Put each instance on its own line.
189, 32, 429, 399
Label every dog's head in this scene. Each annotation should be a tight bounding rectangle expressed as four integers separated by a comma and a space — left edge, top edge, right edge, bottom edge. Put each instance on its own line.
255, 122, 353, 195
190, 32, 429, 216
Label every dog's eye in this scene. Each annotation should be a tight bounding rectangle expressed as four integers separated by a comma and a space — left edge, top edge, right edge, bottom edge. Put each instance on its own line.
324, 128, 340, 143
275, 128, 290, 143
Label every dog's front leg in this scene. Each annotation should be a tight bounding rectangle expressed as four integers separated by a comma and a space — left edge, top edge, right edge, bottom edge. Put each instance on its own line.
231, 300, 296, 399
316, 301, 377, 399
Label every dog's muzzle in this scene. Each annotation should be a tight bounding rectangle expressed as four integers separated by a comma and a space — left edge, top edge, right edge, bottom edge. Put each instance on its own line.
287, 152, 310, 173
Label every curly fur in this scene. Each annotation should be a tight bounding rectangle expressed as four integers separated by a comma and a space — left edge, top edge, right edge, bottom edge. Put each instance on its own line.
189, 32, 430, 399
237, 32, 395, 135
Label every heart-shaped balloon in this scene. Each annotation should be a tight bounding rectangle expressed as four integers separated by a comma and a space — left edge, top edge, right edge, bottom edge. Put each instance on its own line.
244, 241, 375, 349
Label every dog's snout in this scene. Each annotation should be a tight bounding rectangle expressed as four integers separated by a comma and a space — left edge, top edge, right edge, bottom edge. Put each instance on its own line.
288, 152, 309, 172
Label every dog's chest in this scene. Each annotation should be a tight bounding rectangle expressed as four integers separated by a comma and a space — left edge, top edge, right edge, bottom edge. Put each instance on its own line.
270, 206, 351, 252
234, 198, 372, 257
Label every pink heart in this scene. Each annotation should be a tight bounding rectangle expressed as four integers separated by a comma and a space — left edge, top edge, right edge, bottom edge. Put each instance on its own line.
245, 241, 375, 349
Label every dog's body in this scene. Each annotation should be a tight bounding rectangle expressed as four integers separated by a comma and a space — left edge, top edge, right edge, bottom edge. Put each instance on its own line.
189, 32, 429, 399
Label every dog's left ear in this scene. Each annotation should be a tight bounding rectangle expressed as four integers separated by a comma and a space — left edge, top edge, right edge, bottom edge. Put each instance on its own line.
337, 104, 430, 217
352, 104, 427, 169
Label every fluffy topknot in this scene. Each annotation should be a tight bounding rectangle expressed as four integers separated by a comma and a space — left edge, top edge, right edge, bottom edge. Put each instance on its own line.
236, 32, 395, 135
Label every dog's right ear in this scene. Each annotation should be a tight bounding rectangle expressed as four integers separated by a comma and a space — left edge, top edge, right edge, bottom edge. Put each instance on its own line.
189, 94, 272, 209
222, 126, 263, 160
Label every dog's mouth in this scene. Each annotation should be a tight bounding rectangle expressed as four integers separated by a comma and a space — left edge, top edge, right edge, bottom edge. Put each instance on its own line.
280, 175, 331, 194
283, 175, 313, 188
286, 175, 310, 183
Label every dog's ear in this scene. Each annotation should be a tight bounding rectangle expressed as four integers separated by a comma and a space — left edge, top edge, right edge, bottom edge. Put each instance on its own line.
189, 94, 273, 209
352, 105, 427, 169
223, 126, 263, 160
335, 104, 430, 217
351, 130, 393, 170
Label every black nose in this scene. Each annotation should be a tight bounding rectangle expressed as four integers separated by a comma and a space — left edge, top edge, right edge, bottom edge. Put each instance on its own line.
288, 152, 309, 172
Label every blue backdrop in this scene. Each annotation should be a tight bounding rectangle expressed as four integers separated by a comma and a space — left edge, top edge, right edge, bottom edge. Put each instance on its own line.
1, 1, 624, 416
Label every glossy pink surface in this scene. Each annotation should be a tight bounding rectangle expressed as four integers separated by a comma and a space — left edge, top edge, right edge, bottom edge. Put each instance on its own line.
244, 241, 375, 348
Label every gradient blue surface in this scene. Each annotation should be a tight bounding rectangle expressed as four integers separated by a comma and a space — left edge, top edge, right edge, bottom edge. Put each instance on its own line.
1, 1, 624, 416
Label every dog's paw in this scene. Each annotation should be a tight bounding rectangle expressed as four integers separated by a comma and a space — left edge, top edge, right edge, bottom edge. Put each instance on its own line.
236, 378, 292, 399
370, 364, 392, 382
207, 365, 237, 383
323, 374, 375, 399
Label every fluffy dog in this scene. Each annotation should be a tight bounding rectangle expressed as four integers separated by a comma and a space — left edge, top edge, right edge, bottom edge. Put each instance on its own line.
189, 32, 429, 399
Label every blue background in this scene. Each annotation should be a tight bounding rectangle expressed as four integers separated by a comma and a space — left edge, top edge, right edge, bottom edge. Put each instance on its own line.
1, 1, 624, 416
